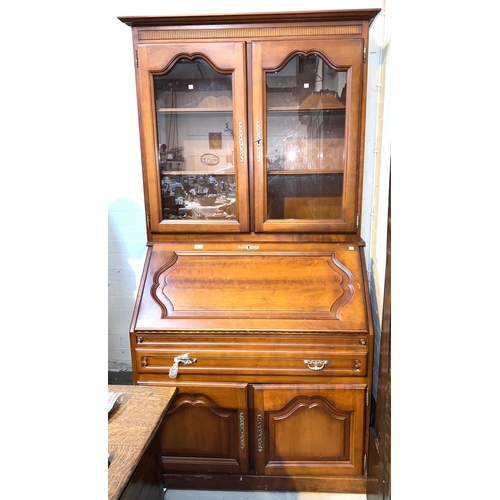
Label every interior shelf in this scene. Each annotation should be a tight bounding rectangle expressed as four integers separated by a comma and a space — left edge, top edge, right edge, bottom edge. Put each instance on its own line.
157, 107, 233, 113
267, 169, 344, 175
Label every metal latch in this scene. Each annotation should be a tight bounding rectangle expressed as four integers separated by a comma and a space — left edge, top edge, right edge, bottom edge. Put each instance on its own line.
168, 353, 197, 378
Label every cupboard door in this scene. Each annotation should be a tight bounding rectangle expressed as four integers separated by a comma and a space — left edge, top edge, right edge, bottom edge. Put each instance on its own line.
252, 38, 364, 233
136, 42, 249, 234
158, 382, 249, 474
252, 384, 366, 476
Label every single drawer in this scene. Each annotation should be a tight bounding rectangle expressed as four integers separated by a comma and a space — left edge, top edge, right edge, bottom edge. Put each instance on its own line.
134, 348, 368, 378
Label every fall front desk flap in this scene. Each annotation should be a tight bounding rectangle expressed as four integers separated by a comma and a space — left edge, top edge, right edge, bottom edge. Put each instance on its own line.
132, 242, 370, 333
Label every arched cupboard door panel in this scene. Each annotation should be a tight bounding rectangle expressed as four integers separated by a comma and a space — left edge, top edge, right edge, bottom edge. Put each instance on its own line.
253, 384, 366, 475
159, 383, 249, 473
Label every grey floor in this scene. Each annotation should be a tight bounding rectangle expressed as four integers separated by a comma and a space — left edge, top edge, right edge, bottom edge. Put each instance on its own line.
164, 490, 366, 499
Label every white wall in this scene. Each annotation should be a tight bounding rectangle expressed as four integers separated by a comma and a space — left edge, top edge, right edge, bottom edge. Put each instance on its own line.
108, 0, 390, 388
360, 3, 391, 397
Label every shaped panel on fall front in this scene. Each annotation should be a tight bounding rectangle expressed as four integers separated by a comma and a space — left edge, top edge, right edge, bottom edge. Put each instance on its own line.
134, 243, 370, 332
154, 253, 351, 317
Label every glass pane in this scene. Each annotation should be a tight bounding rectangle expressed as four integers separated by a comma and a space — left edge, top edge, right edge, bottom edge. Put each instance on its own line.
266, 54, 346, 220
154, 58, 236, 221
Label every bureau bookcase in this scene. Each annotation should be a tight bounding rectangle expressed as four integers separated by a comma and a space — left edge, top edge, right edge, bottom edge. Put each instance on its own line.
119, 9, 380, 493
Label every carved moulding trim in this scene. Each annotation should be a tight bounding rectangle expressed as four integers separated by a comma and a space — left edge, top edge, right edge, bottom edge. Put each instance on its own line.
275, 395, 350, 420
151, 252, 178, 317
134, 330, 368, 336
167, 393, 232, 417
328, 252, 355, 319
138, 25, 362, 41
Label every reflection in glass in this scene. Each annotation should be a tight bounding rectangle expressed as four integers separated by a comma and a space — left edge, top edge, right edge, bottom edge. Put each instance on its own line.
154, 58, 236, 221
266, 54, 347, 220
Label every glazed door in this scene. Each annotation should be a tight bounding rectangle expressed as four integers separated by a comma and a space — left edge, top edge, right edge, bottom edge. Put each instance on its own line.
136, 42, 249, 234
159, 382, 249, 474
252, 38, 364, 233
252, 384, 367, 476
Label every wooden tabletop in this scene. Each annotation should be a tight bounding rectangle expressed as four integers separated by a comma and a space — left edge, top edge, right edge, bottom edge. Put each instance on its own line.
108, 385, 177, 500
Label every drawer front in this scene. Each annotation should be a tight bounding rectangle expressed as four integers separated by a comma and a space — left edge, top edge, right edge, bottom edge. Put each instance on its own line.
135, 337, 368, 378
136, 350, 367, 378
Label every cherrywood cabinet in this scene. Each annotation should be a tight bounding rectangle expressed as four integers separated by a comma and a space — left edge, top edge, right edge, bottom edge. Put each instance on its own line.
119, 9, 380, 494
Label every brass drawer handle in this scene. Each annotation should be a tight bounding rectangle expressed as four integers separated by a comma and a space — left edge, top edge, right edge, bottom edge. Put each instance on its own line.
304, 359, 329, 371
168, 353, 197, 379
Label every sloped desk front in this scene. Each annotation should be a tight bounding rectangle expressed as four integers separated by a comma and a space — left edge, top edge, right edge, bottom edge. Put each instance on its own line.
108, 385, 177, 500
132, 241, 371, 333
